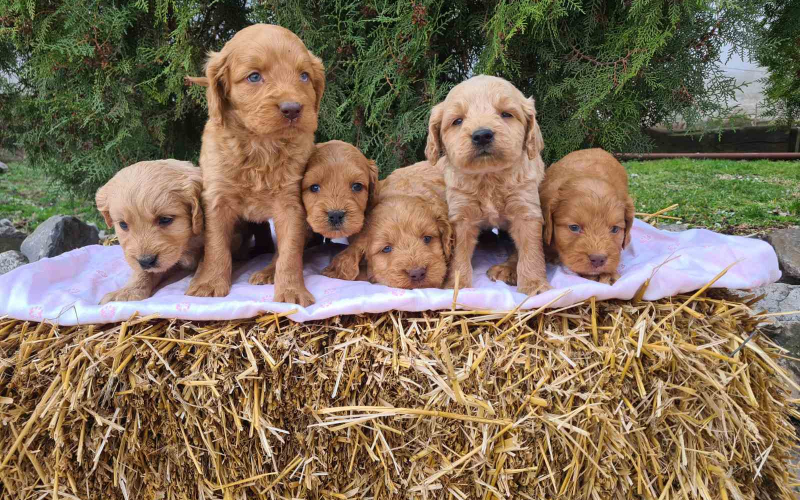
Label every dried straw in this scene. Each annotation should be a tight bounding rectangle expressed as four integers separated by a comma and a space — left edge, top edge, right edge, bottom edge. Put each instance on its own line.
1, 290, 798, 499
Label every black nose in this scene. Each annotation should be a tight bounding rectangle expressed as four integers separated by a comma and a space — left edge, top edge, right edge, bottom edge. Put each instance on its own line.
472, 128, 494, 146
407, 267, 427, 282
279, 102, 302, 120
327, 210, 346, 227
589, 254, 607, 268
138, 254, 158, 270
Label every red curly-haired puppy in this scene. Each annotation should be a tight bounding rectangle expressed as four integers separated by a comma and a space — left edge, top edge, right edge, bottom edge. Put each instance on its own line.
184, 24, 324, 306
426, 75, 550, 295
322, 161, 453, 289
302, 140, 378, 239
96, 160, 204, 304
540, 148, 634, 284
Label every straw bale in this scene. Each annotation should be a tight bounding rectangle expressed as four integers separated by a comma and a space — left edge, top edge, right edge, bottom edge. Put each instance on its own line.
1, 291, 798, 499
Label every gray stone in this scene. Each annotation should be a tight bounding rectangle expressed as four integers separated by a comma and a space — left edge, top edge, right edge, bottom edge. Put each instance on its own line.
0, 250, 27, 275
765, 228, 800, 283
734, 283, 800, 356
20, 215, 99, 262
0, 161, 8, 174
656, 223, 690, 232
0, 218, 26, 252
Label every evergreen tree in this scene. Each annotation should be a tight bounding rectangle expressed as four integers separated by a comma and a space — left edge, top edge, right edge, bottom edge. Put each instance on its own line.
0, 0, 773, 193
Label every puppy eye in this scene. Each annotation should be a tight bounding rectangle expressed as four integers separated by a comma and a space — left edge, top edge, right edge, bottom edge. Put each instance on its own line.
158, 216, 174, 227
310, 184, 320, 193
568, 224, 581, 233
247, 72, 262, 83
501, 111, 513, 118
300, 72, 309, 82
382, 246, 392, 253
423, 235, 432, 244
611, 226, 621, 234
452, 118, 463, 126
118, 221, 128, 231
351, 183, 364, 192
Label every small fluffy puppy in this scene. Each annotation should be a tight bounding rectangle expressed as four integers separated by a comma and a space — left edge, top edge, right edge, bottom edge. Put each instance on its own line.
323, 161, 453, 289
426, 75, 550, 295
302, 140, 378, 239
540, 148, 635, 284
96, 160, 204, 304
184, 24, 324, 306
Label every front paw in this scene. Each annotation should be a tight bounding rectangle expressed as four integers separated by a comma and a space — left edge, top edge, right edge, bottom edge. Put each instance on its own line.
322, 253, 360, 281
516, 278, 552, 296
445, 268, 473, 290
487, 263, 517, 286
100, 287, 151, 305
275, 284, 315, 307
249, 265, 276, 285
186, 278, 231, 297
597, 272, 620, 285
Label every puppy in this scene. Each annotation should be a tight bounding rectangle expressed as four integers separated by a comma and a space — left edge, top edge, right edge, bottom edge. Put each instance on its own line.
95, 160, 204, 304
539, 148, 634, 284
302, 140, 378, 239
184, 24, 325, 306
323, 161, 453, 289
426, 75, 550, 295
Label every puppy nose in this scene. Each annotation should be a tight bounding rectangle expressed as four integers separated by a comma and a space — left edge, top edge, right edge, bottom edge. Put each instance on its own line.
279, 102, 302, 120
589, 254, 607, 268
472, 128, 494, 146
327, 210, 346, 227
407, 267, 427, 282
137, 254, 158, 270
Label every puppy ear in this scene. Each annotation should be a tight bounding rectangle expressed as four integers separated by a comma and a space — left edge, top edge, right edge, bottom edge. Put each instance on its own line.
205, 50, 230, 126
540, 186, 559, 246
425, 102, 445, 164
182, 169, 205, 236
95, 182, 114, 228
308, 51, 326, 113
623, 195, 635, 249
366, 159, 379, 205
523, 97, 545, 160
433, 200, 454, 261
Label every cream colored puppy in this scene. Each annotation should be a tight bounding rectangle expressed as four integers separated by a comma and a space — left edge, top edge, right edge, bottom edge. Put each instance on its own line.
426, 75, 550, 295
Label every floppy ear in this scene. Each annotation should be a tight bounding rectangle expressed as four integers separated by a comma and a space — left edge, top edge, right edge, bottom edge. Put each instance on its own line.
182, 169, 205, 236
205, 50, 230, 126
437, 212, 454, 261
366, 159, 379, 205
185, 76, 209, 87
623, 195, 635, 249
522, 97, 545, 160
95, 182, 114, 228
540, 185, 559, 246
308, 51, 326, 113
425, 102, 445, 165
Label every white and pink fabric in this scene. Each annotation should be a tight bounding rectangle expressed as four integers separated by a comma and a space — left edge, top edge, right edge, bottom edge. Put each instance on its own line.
0, 220, 781, 325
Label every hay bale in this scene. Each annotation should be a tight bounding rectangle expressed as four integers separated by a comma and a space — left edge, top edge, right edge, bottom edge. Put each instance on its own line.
0, 292, 798, 499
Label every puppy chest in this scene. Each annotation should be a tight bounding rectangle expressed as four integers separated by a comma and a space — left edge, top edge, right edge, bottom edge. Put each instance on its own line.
477, 196, 506, 227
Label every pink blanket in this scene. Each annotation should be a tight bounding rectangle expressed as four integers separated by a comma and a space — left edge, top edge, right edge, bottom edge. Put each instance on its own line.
0, 220, 780, 325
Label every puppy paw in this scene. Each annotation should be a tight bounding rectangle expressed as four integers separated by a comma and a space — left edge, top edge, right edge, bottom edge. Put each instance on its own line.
487, 263, 518, 286
100, 287, 150, 305
516, 279, 552, 296
275, 285, 315, 307
322, 255, 360, 281
597, 272, 620, 285
445, 272, 473, 290
186, 279, 231, 298
249, 265, 277, 285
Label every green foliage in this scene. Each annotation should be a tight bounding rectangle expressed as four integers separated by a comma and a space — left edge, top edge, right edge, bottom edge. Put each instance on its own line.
0, 0, 775, 192
753, 0, 800, 128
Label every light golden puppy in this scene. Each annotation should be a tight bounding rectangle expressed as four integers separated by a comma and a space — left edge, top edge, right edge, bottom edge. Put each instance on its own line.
302, 140, 378, 239
539, 148, 634, 284
95, 160, 203, 304
184, 24, 324, 306
323, 161, 453, 289
426, 75, 550, 295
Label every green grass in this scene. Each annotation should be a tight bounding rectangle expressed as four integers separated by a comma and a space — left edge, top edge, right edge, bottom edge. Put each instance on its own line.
0, 162, 104, 233
624, 159, 800, 234
1, 159, 798, 236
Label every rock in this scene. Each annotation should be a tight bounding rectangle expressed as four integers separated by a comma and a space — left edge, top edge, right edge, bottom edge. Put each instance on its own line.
0, 219, 26, 252
20, 215, 99, 262
0, 161, 8, 174
765, 228, 800, 283
0, 250, 27, 275
656, 223, 690, 232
